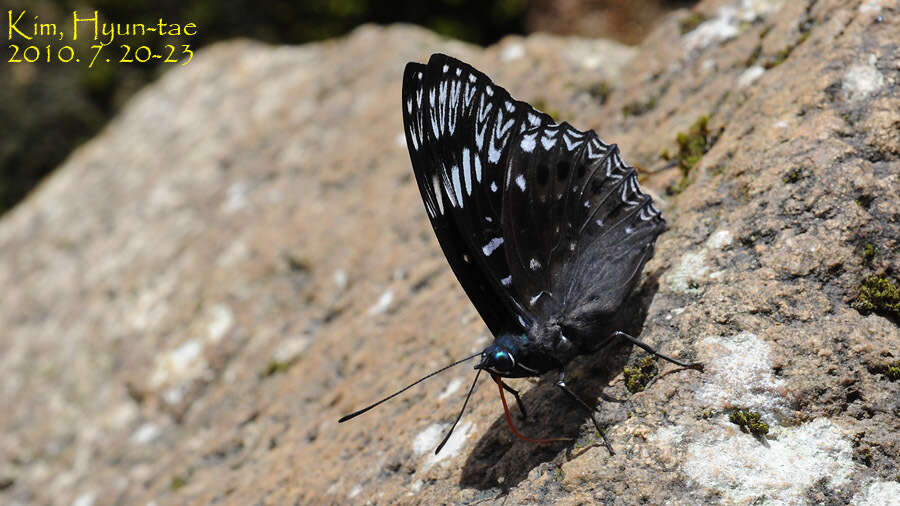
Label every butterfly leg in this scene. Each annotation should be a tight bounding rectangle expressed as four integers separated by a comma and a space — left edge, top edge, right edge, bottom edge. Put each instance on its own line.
555, 371, 614, 455
501, 382, 528, 420
613, 331, 703, 370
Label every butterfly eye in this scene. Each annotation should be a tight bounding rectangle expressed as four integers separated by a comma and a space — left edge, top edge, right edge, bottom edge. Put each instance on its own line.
493, 350, 514, 372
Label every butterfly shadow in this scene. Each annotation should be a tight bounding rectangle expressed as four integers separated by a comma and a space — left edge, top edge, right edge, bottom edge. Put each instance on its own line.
458, 274, 662, 491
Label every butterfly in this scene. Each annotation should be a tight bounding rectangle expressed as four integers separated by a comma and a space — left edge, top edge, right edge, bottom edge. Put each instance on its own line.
339, 54, 701, 454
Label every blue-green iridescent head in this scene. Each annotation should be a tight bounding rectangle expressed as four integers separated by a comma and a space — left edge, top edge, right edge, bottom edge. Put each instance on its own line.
475, 334, 539, 378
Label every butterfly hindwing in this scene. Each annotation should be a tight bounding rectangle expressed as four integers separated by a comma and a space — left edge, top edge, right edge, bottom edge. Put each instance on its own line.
561, 147, 665, 316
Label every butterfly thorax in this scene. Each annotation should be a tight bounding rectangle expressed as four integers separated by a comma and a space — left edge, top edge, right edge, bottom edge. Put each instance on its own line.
476, 319, 584, 378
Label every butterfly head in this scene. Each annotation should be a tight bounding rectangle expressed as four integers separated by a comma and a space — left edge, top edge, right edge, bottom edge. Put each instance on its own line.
475, 334, 542, 378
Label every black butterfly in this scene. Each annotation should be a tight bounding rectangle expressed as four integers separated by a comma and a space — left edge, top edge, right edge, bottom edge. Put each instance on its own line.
339, 54, 700, 454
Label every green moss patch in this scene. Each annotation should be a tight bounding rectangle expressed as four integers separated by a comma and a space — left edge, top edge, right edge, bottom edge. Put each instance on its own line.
260, 360, 294, 378
857, 242, 877, 264
622, 95, 659, 117
169, 474, 189, 491
677, 116, 710, 171
587, 81, 612, 105
887, 362, 900, 381
679, 12, 708, 34
853, 275, 900, 320
623, 356, 658, 393
763, 31, 811, 69
729, 409, 769, 436
669, 115, 712, 193
782, 167, 803, 183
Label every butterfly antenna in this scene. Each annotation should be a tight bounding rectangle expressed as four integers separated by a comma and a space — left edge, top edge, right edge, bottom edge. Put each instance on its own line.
338, 351, 481, 423
435, 368, 482, 454
492, 374, 571, 445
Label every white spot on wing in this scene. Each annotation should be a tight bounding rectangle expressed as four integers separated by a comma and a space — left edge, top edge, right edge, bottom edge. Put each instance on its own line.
464, 82, 476, 107
515, 174, 526, 191
482, 237, 504, 256
462, 148, 473, 195
475, 96, 493, 150
541, 134, 557, 150
488, 110, 511, 163
490, 181, 498, 192
564, 134, 583, 151
529, 258, 541, 270
488, 141, 502, 164
501, 275, 512, 286
451, 165, 464, 208
432, 175, 444, 214
448, 80, 461, 134
520, 133, 537, 152
474, 156, 482, 183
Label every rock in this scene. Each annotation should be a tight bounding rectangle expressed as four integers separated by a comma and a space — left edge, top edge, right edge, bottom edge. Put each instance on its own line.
525, 0, 687, 45
1, 1, 897, 504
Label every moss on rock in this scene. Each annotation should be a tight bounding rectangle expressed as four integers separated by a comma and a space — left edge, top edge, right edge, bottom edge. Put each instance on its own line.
729, 409, 769, 436
853, 276, 900, 320
679, 12, 708, 35
670, 115, 712, 193
624, 356, 658, 393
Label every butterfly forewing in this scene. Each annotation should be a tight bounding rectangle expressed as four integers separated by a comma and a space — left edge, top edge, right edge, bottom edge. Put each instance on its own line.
402, 53, 665, 342
403, 56, 530, 335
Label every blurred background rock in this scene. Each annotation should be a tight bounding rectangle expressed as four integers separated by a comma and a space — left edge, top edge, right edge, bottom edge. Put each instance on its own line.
1, 0, 694, 216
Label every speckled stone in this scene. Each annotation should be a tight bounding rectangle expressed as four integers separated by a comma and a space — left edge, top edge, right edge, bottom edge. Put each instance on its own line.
1, 0, 897, 504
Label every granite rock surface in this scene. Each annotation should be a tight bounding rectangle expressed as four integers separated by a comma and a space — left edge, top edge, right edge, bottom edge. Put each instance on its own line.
1, 0, 898, 504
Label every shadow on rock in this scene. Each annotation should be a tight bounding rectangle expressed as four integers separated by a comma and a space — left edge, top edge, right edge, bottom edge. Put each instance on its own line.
458, 274, 661, 490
